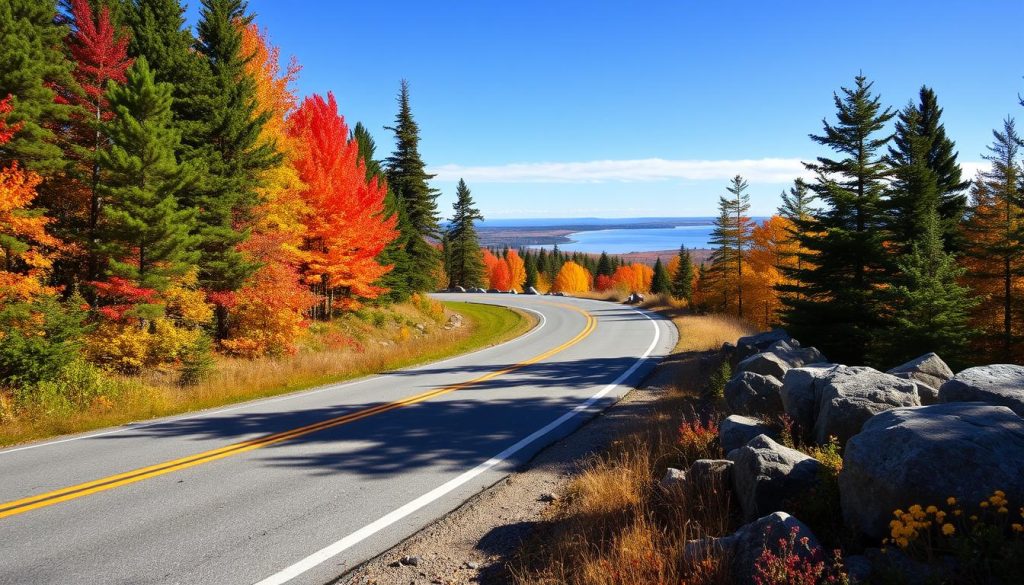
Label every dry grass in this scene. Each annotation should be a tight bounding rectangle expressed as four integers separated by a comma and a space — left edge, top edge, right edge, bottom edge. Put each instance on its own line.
638, 295, 757, 352
0, 300, 532, 447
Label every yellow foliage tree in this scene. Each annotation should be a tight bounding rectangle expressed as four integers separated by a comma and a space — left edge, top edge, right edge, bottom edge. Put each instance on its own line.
553, 261, 592, 294
0, 162, 59, 306
506, 249, 526, 292
610, 263, 654, 293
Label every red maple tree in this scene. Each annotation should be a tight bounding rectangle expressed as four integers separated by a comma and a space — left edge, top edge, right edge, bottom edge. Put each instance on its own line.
288, 92, 397, 316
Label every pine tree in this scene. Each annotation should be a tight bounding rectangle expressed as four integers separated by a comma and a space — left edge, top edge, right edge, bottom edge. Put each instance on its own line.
961, 118, 1024, 361
0, 0, 75, 173
777, 178, 816, 297
651, 257, 671, 295
886, 86, 969, 254
124, 0, 200, 116
97, 57, 197, 299
708, 174, 753, 317
524, 250, 538, 290
672, 244, 694, 301
782, 74, 895, 365
179, 0, 279, 335
385, 80, 441, 293
596, 251, 613, 277
875, 209, 977, 368
445, 178, 485, 289
353, 122, 412, 302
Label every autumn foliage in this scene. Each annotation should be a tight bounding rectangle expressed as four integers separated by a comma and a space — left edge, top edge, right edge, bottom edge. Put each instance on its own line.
554, 261, 593, 294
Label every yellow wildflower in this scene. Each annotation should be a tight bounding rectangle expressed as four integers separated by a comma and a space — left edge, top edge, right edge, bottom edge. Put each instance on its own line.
980, 501, 990, 508
942, 523, 955, 536
947, 497, 957, 506
1013, 523, 1024, 533
999, 507, 1009, 514
926, 505, 938, 514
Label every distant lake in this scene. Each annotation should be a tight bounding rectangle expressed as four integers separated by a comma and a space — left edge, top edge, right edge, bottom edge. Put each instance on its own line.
532, 224, 714, 254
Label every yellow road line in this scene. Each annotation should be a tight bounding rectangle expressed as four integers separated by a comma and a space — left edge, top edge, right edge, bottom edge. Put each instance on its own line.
0, 303, 596, 521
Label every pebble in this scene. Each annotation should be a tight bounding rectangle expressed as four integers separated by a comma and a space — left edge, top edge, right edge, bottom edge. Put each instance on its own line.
538, 492, 558, 502
400, 555, 421, 566
465, 561, 480, 570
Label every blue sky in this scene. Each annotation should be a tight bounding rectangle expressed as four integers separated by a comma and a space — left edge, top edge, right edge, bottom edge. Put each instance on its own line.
187, 1, 1024, 218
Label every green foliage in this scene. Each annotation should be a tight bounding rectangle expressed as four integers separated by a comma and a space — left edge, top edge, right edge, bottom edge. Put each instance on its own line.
596, 251, 613, 278
651, 257, 671, 295
0, 0, 75, 172
707, 360, 730, 399
385, 80, 442, 293
445, 178, 486, 288
782, 74, 895, 366
524, 251, 538, 290
708, 174, 753, 315
0, 294, 87, 386
98, 57, 198, 292
178, 333, 214, 386
16, 359, 138, 414
672, 245, 694, 301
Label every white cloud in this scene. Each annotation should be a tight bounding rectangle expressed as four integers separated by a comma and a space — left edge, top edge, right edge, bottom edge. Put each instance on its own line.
430, 157, 990, 186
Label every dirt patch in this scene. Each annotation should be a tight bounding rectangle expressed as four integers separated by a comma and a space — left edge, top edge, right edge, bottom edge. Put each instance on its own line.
335, 348, 705, 585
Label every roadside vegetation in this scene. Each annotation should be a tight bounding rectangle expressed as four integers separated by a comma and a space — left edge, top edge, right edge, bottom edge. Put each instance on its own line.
0, 299, 531, 447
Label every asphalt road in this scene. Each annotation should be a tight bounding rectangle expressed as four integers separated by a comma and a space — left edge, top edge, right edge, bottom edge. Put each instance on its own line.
0, 294, 676, 585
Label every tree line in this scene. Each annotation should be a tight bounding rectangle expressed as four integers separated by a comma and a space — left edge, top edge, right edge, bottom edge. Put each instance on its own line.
0, 0, 445, 388
694, 75, 1021, 370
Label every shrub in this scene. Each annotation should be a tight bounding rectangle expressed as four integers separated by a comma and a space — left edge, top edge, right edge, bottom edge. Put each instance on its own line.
677, 412, 721, 462
0, 294, 86, 386
15, 360, 140, 415
753, 525, 848, 585
707, 360, 730, 399
178, 334, 215, 387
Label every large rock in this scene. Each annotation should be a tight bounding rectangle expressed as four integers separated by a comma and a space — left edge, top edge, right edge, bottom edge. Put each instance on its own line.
728, 434, 822, 520
734, 329, 798, 365
735, 351, 790, 380
939, 364, 1024, 416
685, 512, 822, 585
813, 366, 920, 445
765, 340, 827, 368
887, 353, 953, 405
725, 372, 784, 416
840, 402, 1024, 539
779, 364, 840, 436
720, 415, 778, 453
687, 459, 734, 489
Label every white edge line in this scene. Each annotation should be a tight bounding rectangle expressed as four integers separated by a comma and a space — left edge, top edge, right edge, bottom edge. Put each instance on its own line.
254, 306, 665, 585
0, 300, 547, 456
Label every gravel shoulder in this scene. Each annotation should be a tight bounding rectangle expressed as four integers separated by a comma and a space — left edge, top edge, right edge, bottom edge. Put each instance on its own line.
334, 347, 692, 585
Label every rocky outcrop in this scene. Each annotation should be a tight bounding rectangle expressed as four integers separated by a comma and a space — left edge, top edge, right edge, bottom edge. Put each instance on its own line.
735, 351, 790, 380
779, 364, 839, 436
840, 402, 1024, 539
887, 353, 953, 405
728, 435, 822, 520
939, 364, 1024, 416
812, 366, 920, 445
765, 340, 827, 369
687, 459, 734, 490
733, 329, 798, 365
725, 372, 784, 417
720, 415, 778, 454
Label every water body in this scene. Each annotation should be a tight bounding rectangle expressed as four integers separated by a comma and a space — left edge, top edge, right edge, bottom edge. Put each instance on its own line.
533, 224, 714, 254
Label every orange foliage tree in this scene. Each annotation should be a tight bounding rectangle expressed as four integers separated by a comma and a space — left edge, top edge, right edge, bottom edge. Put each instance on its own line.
288, 92, 398, 318
483, 249, 512, 290
745, 216, 798, 329
0, 97, 59, 306
610, 263, 653, 293
553, 261, 592, 294
506, 249, 526, 292
223, 24, 315, 357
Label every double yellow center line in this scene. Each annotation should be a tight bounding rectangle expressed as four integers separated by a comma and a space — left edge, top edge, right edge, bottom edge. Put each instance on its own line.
0, 304, 596, 521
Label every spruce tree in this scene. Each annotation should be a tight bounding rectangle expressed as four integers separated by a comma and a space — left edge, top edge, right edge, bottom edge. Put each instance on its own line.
672, 245, 694, 302
874, 210, 976, 368
524, 251, 538, 290
178, 0, 278, 335
0, 0, 75, 172
886, 86, 969, 254
385, 80, 441, 293
777, 178, 816, 285
445, 179, 485, 289
353, 122, 412, 302
651, 258, 671, 295
596, 251, 613, 277
125, 0, 201, 119
782, 74, 895, 365
708, 174, 753, 317
98, 57, 197, 296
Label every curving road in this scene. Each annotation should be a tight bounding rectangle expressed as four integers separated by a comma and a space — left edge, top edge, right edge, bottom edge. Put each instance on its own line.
0, 295, 676, 585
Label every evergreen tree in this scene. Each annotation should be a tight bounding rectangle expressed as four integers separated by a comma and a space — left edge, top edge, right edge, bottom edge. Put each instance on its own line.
125, 0, 200, 118
0, 0, 76, 172
385, 80, 441, 293
782, 74, 895, 365
672, 245, 694, 301
886, 86, 969, 254
353, 122, 412, 302
708, 174, 753, 317
98, 57, 197, 297
524, 250, 538, 290
445, 178, 485, 289
595, 251, 613, 277
651, 258, 671, 295
874, 209, 977, 368
179, 0, 278, 335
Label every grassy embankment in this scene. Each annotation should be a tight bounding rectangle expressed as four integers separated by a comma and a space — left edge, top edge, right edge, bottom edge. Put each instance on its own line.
0, 298, 532, 447
510, 294, 758, 584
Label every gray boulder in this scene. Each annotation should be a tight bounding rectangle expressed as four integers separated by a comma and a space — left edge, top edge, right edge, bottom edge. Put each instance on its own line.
735, 351, 790, 380
725, 372, 784, 416
659, 467, 687, 491
887, 353, 953, 405
813, 366, 920, 445
728, 434, 822, 520
734, 329, 798, 365
939, 364, 1024, 416
687, 459, 734, 490
685, 512, 822, 585
765, 340, 828, 368
840, 402, 1024, 539
720, 415, 778, 453
779, 364, 840, 435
